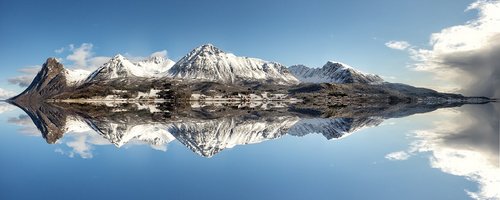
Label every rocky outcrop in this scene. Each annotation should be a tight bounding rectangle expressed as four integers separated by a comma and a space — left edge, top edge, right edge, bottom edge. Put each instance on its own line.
10, 58, 69, 102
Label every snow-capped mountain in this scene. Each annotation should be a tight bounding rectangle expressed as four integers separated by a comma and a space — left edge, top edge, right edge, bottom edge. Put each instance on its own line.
12, 58, 69, 100
86, 121, 176, 148
84, 44, 299, 85
65, 68, 92, 86
288, 61, 384, 84
135, 55, 175, 76
86, 54, 175, 82
288, 117, 383, 140
169, 44, 300, 85
169, 116, 299, 157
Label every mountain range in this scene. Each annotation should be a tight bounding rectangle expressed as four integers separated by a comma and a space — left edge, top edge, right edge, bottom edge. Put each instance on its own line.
288, 62, 384, 84
68, 44, 377, 86
10, 44, 401, 101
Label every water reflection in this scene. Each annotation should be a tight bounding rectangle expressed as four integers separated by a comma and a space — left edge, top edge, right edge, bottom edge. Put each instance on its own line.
1, 100, 499, 199
386, 104, 499, 200
6, 100, 482, 158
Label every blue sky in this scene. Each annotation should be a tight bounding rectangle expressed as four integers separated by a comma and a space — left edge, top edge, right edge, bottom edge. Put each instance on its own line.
0, 0, 490, 94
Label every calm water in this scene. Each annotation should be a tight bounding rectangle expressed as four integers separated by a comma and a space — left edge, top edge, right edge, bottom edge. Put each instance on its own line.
0, 102, 498, 200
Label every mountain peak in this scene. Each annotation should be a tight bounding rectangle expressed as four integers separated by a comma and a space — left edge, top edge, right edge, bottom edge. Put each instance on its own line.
288, 62, 384, 84
324, 61, 353, 69
146, 55, 167, 64
112, 54, 126, 60
193, 44, 224, 54
11, 57, 68, 101
43, 57, 64, 71
169, 44, 299, 84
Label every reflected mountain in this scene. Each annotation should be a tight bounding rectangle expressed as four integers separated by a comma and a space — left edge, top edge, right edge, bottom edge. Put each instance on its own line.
7, 99, 492, 158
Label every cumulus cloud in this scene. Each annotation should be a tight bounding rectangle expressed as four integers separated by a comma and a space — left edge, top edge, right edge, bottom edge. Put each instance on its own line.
7, 65, 41, 87
17, 65, 41, 74
385, 151, 410, 160
66, 43, 93, 67
8, 76, 34, 87
408, 0, 500, 97
150, 50, 168, 58
0, 88, 16, 99
53, 43, 111, 70
385, 40, 411, 50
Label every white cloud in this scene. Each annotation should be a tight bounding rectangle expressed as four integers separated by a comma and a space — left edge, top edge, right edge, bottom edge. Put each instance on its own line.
8, 76, 34, 87
0, 88, 16, 99
17, 65, 41, 74
385, 151, 410, 160
66, 43, 94, 68
7, 65, 41, 87
54, 47, 65, 54
150, 50, 168, 58
408, 0, 500, 97
59, 43, 112, 70
385, 40, 411, 50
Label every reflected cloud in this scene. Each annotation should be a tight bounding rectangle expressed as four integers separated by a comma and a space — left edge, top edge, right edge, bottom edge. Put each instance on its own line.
7, 114, 39, 136
391, 104, 499, 200
0, 103, 15, 113
385, 151, 410, 161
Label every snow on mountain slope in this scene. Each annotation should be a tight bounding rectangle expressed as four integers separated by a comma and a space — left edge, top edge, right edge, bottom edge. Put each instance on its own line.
64, 116, 93, 133
169, 44, 300, 85
169, 116, 300, 157
65, 68, 92, 86
288, 61, 384, 84
135, 55, 175, 76
85, 120, 176, 148
85, 55, 139, 82
288, 117, 383, 140
85, 54, 175, 82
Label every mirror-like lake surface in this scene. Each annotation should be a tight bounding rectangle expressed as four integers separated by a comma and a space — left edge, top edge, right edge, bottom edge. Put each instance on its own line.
0, 101, 498, 200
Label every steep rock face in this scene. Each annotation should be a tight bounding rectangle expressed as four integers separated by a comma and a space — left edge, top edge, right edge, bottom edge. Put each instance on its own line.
169, 44, 300, 85
9, 101, 69, 144
12, 58, 69, 101
288, 62, 384, 84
